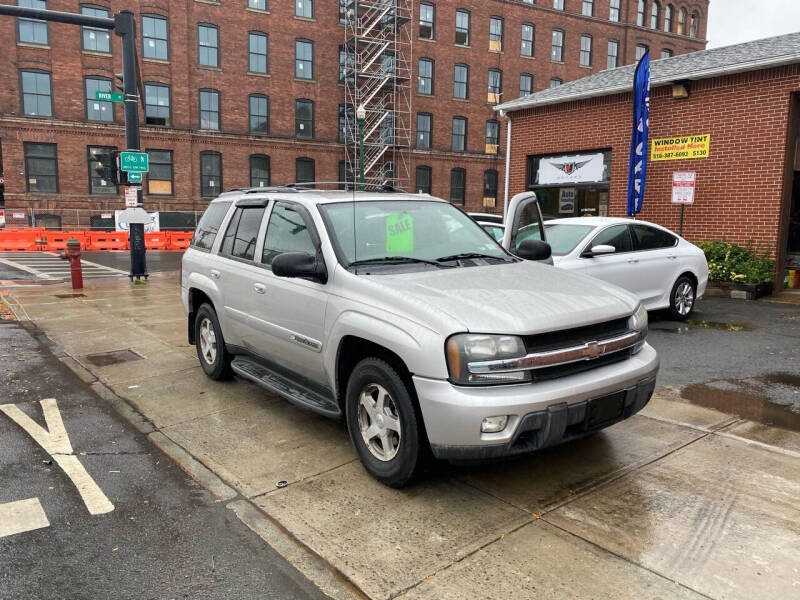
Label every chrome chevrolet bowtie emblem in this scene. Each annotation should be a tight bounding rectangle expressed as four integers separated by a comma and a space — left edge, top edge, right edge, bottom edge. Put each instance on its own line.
585, 341, 602, 359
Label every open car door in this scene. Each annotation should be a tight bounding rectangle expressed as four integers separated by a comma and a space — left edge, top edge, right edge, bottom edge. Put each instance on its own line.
501, 192, 553, 264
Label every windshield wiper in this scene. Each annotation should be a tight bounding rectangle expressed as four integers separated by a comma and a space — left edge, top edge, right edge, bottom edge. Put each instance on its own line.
435, 252, 509, 263
348, 256, 454, 268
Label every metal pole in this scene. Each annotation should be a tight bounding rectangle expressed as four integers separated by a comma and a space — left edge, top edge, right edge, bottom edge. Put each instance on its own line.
679, 203, 685, 236
115, 10, 147, 279
358, 115, 365, 185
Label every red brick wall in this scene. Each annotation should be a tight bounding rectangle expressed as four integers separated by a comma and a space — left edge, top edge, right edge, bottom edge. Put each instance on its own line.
506, 64, 800, 256
0, 0, 708, 217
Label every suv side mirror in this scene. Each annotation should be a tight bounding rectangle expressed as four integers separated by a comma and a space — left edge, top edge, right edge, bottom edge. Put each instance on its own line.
271, 252, 327, 284
515, 239, 552, 261
582, 244, 616, 258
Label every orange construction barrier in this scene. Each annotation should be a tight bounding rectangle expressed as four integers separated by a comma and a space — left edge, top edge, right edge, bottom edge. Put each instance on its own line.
145, 231, 170, 250
87, 231, 129, 251
0, 228, 44, 252
42, 231, 88, 252
167, 231, 193, 251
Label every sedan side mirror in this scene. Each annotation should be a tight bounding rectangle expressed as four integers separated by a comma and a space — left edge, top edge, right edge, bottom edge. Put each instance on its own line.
582, 244, 616, 258
515, 239, 552, 261
271, 252, 328, 284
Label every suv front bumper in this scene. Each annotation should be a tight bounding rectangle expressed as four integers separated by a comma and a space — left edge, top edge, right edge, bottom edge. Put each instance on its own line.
414, 343, 659, 460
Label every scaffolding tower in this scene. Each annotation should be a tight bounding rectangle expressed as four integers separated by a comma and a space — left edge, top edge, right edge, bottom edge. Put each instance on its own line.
342, 0, 413, 189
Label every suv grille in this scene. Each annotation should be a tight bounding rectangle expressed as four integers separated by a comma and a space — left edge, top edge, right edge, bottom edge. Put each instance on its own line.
521, 317, 633, 381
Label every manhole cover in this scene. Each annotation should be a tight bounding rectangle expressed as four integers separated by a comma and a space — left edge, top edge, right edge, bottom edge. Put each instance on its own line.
54, 293, 86, 299
84, 348, 144, 367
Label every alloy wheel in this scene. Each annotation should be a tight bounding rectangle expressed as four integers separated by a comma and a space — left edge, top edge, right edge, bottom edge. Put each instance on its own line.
674, 281, 695, 316
357, 383, 402, 461
198, 317, 217, 365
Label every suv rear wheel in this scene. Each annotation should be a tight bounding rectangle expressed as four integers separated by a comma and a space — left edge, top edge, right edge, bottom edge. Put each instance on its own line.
345, 358, 422, 488
195, 303, 233, 380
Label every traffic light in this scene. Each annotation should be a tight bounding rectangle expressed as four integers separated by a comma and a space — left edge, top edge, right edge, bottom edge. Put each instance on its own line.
94, 149, 121, 185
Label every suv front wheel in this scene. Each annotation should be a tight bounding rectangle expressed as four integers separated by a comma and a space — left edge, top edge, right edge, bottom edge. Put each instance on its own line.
195, 303, 233, 380
345, 358, 422, 488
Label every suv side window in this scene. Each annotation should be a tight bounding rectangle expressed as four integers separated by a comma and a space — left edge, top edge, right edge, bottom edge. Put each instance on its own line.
219, 206, 266, 260
631, 224, 677, 250
588, 224, 633, 253
512, 201, 544, 250
261, 203, 317, 266
191, 201, 232, 250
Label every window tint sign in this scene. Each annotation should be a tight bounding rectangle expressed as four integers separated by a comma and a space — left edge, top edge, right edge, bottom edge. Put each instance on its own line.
538, 152, 604, 185
651, 134, 710, 161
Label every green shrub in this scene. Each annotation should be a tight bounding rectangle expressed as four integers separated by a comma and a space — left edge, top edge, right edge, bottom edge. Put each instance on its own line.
697, 241, 774, 284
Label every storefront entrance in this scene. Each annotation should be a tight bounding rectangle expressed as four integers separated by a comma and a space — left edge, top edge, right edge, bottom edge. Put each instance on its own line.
526, 150, 611, 221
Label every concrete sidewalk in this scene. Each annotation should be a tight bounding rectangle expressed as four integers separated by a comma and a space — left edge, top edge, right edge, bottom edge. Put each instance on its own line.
3, 274, 799, 600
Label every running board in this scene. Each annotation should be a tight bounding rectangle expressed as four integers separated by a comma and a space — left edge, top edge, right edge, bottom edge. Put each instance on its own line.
231, 357, 341, 418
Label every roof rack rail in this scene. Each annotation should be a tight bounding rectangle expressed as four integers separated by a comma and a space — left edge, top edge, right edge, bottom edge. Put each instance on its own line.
223, 186, 299, 194
279, 181, 406, 192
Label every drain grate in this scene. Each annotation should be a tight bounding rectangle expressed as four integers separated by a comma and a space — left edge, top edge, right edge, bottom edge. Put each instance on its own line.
84, 348, 144, 367
54, 293, 86, 299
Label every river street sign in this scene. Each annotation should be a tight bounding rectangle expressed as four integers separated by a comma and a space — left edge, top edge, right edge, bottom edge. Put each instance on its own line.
94, 91, 124, 102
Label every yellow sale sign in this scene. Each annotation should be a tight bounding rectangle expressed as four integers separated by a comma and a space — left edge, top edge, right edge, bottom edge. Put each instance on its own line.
650, 134, 710, 161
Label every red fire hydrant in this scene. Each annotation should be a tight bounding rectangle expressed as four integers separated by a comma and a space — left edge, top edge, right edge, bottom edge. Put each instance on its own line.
65, 238, 83, 290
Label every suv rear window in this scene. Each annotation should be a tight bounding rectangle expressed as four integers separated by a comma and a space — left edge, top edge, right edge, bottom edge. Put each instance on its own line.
191, 201, 232, 250
220, 207, 266, 261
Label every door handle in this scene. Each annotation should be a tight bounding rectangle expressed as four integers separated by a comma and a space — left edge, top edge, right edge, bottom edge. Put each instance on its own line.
253, 283, 267, 294
627, 258, 639, 264
210, 269, 221, 279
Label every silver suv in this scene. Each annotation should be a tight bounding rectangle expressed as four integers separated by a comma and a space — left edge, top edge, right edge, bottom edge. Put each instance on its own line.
181, 187, 658, 487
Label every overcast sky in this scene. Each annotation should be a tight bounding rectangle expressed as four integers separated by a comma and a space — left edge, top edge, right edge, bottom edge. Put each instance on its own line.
707, 0, 800, 48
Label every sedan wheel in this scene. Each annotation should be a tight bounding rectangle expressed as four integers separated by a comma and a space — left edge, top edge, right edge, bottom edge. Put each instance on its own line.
669, 276, 696, 320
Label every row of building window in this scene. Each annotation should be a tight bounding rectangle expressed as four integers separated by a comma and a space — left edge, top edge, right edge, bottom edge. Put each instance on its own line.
417, 2, 700, 48
415, 114, 500, 154
636, 1, 700, 37
21, 142, 497, 206
24, 142, 290, 198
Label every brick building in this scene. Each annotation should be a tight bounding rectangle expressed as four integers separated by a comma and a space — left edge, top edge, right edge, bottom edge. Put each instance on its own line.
0, 0, 708, 228
495, 32, 800, 282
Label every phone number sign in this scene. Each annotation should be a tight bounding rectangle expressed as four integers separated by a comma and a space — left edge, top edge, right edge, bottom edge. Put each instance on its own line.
651, 134, 710, 161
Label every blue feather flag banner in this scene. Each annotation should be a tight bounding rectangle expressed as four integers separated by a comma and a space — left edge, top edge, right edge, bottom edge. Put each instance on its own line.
627, 51, 651, 217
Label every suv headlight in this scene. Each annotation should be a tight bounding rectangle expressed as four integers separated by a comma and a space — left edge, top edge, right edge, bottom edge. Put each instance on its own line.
446, 334, 531, 385
627, 304, 648, 354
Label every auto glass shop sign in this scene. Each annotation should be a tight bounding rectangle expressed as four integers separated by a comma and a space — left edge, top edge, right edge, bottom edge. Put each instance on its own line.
537, 153, 605, 185
651, 134, 710, 161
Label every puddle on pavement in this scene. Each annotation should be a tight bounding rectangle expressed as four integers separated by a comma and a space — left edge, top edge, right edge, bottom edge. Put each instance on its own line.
681, 373, 800, 432
84, 348, 144, 367
651, 319, 752, 334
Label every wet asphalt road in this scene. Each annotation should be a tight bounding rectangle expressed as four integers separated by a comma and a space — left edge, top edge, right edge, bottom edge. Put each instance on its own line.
0, 251, 183, 281
0, 319, 328, 600
648, 296, 800, 412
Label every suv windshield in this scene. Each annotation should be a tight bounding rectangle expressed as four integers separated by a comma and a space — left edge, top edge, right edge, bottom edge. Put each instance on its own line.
320, 200, 510, 268
519, 222, 594, 256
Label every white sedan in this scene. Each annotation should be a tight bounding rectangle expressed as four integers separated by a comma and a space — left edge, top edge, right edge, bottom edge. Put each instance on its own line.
518, 217, 708, 319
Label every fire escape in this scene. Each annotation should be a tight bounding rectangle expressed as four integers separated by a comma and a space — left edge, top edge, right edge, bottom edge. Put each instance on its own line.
342, 0, 412, 189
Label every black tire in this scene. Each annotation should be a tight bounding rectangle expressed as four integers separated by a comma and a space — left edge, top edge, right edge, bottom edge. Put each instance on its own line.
345, 358, 422, 488
194, 303, 233, 380
668, 275, 697, 320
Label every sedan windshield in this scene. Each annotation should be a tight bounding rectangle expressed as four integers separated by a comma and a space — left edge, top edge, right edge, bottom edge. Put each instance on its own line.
320, 200, 510, 268
518, 223, 595, 256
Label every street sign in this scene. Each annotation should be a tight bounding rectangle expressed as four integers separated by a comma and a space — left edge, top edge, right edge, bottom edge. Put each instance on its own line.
124, 187, 139, 207
119, 151, 149, 173
94, 91, 124, 102
671, 172, 696, 204
127, 171, 142, 183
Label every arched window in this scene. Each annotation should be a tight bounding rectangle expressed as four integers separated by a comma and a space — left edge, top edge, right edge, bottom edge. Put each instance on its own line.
636, 0, 645, 26
664, 4, 673, 32
689, 10, 699, 37
650, 2, 659, 29
677, 7, 686, 35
